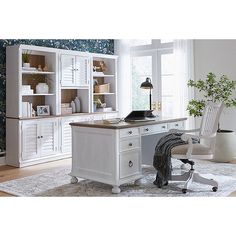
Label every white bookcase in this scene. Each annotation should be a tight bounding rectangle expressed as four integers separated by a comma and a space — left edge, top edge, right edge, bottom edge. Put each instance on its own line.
91, 55, 118, 113
6, 44, 118, 167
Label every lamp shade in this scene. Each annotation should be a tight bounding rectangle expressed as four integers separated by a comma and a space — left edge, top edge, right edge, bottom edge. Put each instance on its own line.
140, 77, 153, 89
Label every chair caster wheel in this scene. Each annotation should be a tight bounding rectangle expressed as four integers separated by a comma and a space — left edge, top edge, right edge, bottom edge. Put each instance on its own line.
212, 187, 218, 192
182, 189, 187, 194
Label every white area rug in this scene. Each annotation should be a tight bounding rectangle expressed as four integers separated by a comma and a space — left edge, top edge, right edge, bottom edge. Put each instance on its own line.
0, 160, 236, 197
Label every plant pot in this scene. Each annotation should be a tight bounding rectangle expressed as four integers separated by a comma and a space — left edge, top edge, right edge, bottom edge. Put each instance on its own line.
213, 130, 236, 162
23, 63, 30, 68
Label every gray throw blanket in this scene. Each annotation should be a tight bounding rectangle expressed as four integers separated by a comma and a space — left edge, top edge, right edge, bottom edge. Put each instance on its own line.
153, 132, 198, 187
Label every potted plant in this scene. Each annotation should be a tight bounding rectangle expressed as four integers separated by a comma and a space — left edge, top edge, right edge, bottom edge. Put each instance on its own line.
22, 51, 31, 68
187, 72, 236, 162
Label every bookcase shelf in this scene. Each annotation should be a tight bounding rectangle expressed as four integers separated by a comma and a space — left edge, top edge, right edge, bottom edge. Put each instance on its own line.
93, 73, 115, 78
22, 94, 55, 96
22, 71, 55, 75
93, 93, 115, 95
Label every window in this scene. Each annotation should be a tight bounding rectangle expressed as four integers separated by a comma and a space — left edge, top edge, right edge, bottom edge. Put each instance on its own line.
132, 55, 152, 110
161, 53, 175, 117
131, 39, 175, 115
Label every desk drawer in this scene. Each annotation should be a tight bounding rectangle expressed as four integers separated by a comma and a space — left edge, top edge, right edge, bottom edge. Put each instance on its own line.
141, 123, 168, 135
120, 127, 139, 138
120, 137, 140, 152
120, 150, 141, 179
168, 121, 184, 130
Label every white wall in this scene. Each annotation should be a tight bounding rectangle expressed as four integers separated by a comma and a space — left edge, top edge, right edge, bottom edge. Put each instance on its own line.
194, 39, 236, 131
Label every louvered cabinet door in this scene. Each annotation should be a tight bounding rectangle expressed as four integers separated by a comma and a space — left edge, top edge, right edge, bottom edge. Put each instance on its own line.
61, 118, 74, 153
40, 120, 58, 157
21, 122, 40, 161
75, 56, 90, 86
61, 54, 76, 87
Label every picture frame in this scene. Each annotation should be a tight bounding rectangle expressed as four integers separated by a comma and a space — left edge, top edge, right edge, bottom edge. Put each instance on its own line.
37, 105, 50, 116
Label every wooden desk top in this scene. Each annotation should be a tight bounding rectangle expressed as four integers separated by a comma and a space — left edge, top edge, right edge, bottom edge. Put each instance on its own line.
70, 117, 187, 130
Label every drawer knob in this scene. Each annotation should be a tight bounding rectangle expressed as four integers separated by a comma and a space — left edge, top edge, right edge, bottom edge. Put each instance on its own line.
145, 128, 149, 131
41, 136, 43, 138
175, 124, 179, 127
129, 161, 133, 167
162, 126, 166, 129
128, 143, 133, 147
128, 131, 132, 134
37, 136, 40, 139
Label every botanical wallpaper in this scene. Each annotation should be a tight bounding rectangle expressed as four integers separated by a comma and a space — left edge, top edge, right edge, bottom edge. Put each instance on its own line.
0, 39, 114, 152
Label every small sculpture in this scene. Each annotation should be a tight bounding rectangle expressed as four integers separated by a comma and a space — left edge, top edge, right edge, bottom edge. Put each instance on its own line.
93, 61, 107, 72
43, 66, 48, 71
99, 61, 107, 72
94, 98, 106, 108
38, 64, 42, 71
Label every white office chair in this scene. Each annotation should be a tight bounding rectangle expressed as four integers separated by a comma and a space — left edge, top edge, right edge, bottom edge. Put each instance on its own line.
170, 102, 224, 193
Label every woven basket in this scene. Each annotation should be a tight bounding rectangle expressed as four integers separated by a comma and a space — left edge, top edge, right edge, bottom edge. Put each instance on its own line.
95, 83, 110, 93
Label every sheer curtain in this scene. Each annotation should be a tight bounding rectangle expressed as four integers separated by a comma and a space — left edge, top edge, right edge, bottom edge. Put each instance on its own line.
173, 40, 194, 129
114, 40, 132, 117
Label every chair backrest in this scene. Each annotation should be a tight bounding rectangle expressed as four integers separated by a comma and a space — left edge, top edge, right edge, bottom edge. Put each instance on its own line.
199, 102, 224, 138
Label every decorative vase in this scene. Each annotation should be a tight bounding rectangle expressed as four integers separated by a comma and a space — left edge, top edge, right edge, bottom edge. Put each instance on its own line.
74, 97, 81, 113
36, 83, 49, 94
23, 63, 30, 68
71, 101, 76, 113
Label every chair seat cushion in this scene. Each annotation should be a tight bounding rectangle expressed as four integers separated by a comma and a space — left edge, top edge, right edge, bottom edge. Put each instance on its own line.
171, 143, 213, 156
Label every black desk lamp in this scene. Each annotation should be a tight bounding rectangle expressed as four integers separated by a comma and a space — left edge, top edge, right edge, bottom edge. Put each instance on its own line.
140, 77, 156, 117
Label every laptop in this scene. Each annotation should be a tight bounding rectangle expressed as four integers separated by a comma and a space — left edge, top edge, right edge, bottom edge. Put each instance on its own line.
124, 110, 155, 122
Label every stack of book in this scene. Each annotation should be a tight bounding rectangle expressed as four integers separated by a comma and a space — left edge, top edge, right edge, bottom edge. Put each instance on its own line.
21, 85, 34, 95
61, 103, 72, 115
22, 102, 33, 117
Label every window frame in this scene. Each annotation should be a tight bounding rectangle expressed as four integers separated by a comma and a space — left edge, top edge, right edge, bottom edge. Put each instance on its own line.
130, 40, 173, 112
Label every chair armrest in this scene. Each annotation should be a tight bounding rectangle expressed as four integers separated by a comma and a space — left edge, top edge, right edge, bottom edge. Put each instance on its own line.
180, 133, 200, 157
169, 128, 200, 134
181, 133, 200, 142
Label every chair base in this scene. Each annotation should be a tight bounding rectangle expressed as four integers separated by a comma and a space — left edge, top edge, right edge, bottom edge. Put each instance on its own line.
171, 169, 218, 194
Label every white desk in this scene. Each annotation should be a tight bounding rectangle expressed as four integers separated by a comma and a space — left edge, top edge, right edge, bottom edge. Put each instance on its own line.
70, 117, 186, 193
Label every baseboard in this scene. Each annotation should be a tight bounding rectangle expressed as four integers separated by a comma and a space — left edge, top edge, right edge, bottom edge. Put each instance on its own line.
0, 155, 6, 166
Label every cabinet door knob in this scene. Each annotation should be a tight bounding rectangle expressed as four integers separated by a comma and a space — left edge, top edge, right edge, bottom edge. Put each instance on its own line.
129, 161, 133, 167
128, 131, 132, 134
175, 124, 179, 126
128, 143, 133, 147
41, 136, 43, 138
162, 126, 166, 129
37, 136, 40, 139
145, 128, 149, 131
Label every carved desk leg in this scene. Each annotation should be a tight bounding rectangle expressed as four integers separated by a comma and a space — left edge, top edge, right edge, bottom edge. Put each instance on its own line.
71, 176, 78, 184
112, 185, 121, 194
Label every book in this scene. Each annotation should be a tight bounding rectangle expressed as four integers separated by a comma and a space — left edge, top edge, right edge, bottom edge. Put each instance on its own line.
29, 103, 32, 117
22, 102, 28, 117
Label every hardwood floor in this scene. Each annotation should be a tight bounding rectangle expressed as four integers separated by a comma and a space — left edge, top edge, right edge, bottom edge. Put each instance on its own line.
0, 158, 236, 197
0, 158, 71, 196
